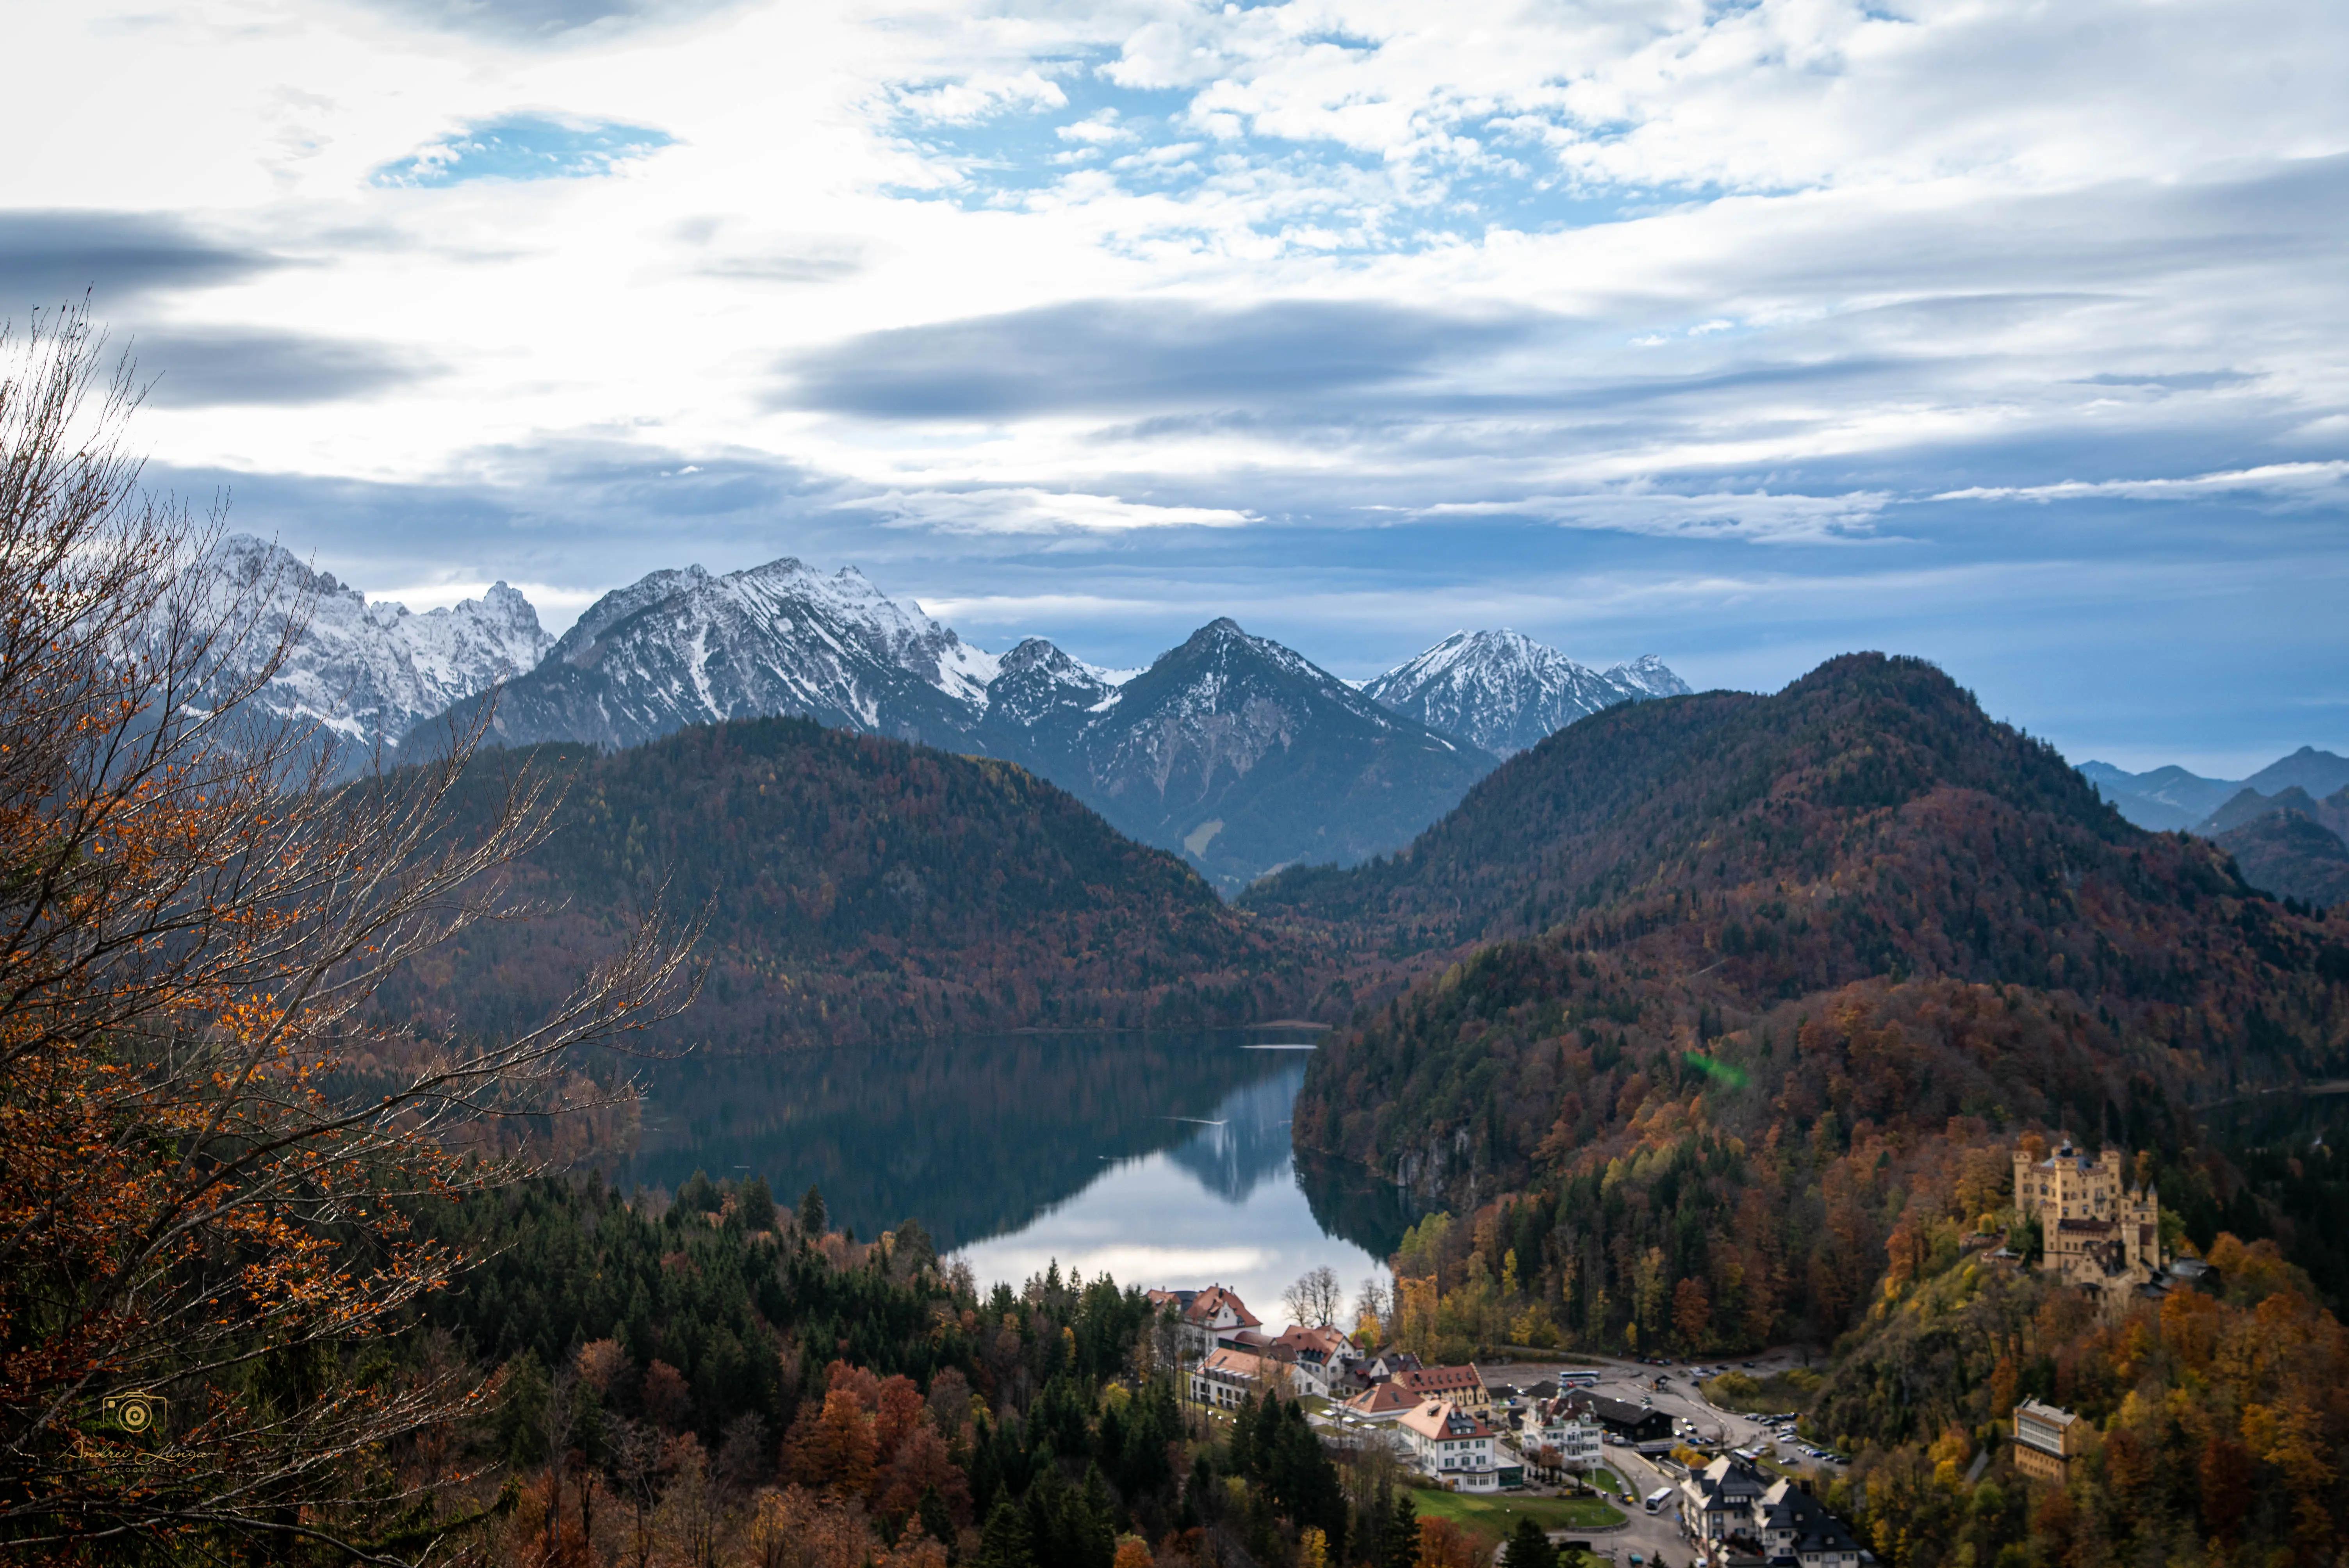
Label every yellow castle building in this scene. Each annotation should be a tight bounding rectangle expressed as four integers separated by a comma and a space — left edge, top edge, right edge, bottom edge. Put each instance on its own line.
2013, 1138, 2162, 1291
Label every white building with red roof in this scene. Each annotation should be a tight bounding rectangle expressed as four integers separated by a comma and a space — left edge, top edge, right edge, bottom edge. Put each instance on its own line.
1272, 1324, 1362, 1399
1148, 1283, 1264, 1360
1396, 1399, 1521, 1492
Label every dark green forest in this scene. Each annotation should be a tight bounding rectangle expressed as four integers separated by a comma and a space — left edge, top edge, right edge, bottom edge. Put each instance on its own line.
370, 717, 1303, 1054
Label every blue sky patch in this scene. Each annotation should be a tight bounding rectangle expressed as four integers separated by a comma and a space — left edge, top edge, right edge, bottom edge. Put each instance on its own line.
881, 53, 1722, 254
372, 113, 674, 188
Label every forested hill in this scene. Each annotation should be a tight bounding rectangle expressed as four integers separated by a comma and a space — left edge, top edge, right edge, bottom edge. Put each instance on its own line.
372, 716, 1300, 1052
1283, 654, 2349, 1351
1245, 651, 2136, 951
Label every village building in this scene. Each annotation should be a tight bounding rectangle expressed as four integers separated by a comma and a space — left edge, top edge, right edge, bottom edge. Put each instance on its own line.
1397, 1399, 1521, 1493
1360, 1350, 1423, 1383
1682, 1456, 1873, 1568
1563, 1388, 1675, 1447
1516, 1397, 1605, 1476
1273, 1324, 1361, 1399
1392, 1364, 1491, 1409
1684, 1452, 1771, 1539
1148, 1284, 1264, 1360
1342, 1381, 1424, 1422
2011, 1399, 2084, 1483
1190, 1346, 1288, 1409
2013, 1140, 2162, 1292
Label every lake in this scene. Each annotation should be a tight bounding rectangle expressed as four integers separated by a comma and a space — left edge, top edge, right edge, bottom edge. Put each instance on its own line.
614, 1030, 1404, 1316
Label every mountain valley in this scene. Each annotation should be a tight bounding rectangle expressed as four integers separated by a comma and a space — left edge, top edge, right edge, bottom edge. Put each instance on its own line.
2086, 747, 2349, 907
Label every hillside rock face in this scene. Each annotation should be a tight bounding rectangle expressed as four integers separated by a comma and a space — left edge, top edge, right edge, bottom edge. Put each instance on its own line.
198, 535, 551, 762
1362, 629, 1689, 755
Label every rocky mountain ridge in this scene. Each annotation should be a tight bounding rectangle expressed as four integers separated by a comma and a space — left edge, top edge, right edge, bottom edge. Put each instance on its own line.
384, 555, 1686, 889
196, 535, 552, 763
1005, 618, 1499, 891
1360, 629, 1691, 755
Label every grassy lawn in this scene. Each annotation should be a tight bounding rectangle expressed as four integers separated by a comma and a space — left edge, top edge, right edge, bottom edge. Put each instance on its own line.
1406, 1488, 1627, 1545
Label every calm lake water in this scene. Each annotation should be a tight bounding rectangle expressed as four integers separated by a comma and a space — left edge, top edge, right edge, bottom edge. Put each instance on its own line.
615, 1030, 1404, 1313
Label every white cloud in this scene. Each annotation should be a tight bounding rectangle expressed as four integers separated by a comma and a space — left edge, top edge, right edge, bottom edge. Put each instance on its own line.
5, 0, 2346, 766
852, 487, 1258, 534
1421, 488, 1895, 543
1056, 110, 1134, 146
889, 68, 1069, 126
1934, 461, 2349, 505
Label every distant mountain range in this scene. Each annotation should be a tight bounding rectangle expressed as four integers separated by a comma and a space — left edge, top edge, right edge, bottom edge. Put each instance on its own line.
2081, 748, 2349, 831
2083, 747, 2349, 907
207, 539, 1688, 891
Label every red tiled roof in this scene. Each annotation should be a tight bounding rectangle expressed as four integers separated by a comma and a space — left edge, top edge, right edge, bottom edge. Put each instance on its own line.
1201, 1347, 1279, 1379
1275, 1325, 1350, 1358
1396, 1365, 1483, 1395
1398, 1399, 1496, 1442
1346, 1382, 1421, 1415
1187, 1285, 1261, 1328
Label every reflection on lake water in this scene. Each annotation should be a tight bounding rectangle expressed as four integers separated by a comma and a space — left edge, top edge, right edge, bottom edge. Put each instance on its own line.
615, 1032, 1404, 1310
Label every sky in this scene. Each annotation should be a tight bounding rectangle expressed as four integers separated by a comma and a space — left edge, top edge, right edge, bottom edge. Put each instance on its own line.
4, 0, 2345, 777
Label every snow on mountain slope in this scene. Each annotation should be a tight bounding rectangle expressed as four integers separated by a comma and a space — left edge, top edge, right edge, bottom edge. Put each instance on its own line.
982, 638, 1118, 731
1014, 618, 1496, 891
197, 535, 552, 760
1362, 629, 1690, 755
436, 556, 996, 754
1606, 653, 1695, 702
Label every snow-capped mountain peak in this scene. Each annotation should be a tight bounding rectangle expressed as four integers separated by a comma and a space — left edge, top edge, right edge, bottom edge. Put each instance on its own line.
1363, 629, 1689, 755
195, 535, 553, 760
1606, 653, 1693, 702
984, 637, 1116, 729
434, 552, 1000, 755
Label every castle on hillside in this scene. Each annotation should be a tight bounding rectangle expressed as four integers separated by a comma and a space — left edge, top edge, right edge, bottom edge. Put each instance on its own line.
2014, 1139, 2162, 1291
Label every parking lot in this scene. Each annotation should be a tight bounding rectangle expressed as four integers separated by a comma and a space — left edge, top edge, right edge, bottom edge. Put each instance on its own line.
1312, 1347, 1846, 1568
1482, 1349, 1847, 1568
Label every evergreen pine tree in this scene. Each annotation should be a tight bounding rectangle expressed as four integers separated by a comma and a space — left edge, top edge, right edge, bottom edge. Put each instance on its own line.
978, 1499, 1039, 1568
921, 1487, 959, 1564
1229, 1393, 1259, 1478
1507, 1517, 1558, 1568
1077, 1466, 1118, 1568
1384, 1493, 1420, 1568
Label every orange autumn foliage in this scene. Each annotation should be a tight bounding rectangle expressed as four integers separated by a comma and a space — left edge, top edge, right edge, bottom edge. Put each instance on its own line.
0, 306, 697, 1557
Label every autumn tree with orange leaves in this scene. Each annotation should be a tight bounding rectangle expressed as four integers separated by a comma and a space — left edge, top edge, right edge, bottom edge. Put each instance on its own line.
0, 306, 698, 1561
